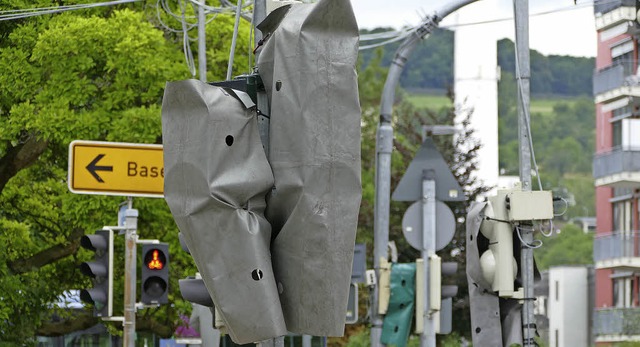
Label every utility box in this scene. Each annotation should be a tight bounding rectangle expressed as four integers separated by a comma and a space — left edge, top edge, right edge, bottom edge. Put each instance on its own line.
506, 190, 553, 221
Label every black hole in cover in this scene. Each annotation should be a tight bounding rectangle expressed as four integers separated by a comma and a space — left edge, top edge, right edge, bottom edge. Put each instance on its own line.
276, 80, 282, 91
475, 327, 481, 334
225, 135, 234, 146
251, 269, 263, 281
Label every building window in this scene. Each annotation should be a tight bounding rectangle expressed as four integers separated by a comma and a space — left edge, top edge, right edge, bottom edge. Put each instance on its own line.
613, 199, 632, 232
612, 41, 635, 76
612, 104, 633, 121
612, 120, 622, 149
613, 275, 633, 308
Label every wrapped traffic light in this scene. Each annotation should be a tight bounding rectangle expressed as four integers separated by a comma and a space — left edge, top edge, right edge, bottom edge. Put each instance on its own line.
162, 0, 361, 343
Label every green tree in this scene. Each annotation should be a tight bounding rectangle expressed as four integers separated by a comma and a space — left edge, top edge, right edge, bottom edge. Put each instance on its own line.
355, 44, 489, 341
534, 224, 593, 270
0, 0, 251, 342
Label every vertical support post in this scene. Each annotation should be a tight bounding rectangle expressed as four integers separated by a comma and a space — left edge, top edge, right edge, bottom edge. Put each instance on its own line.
372, 122, 393, 347
198, 2, 207, 82
302, 335, 312, 347
514, 0, 535, 345
226, 0, 243, 80
257, 336, 284, 347
253, 0, 266, 45
123, 199, 139, 347
254, 0, 269, 157
420, 172, 436, 347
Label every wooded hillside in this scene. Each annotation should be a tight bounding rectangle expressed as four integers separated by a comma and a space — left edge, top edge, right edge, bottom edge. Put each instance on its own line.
360, 28, 595, 96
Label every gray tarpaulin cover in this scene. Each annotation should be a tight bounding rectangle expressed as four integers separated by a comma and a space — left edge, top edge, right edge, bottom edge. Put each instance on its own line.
257, 0, 361, 337
162, 81, 287, 343
162, 0, 361, 343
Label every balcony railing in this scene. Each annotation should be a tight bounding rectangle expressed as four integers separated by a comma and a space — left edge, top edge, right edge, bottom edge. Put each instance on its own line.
594, 0, 636, 16
593, 148, 640, 180
594, 231, 640, 262
593, 62, 637, 96
594, 307, 640, 336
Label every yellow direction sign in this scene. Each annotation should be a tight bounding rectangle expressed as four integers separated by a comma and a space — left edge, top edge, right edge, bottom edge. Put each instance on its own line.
68, 141, 164, 197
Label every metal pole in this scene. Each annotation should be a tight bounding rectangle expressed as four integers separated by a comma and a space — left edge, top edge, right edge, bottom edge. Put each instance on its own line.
227, 0, 243, 80
253, 0, 266, 45
514, 0, 535, 345
198, 1, 207, 82
302, 335, 312, 347
123, 199, 139, 347
372, 2, 478, 347
420, 173, 437, 347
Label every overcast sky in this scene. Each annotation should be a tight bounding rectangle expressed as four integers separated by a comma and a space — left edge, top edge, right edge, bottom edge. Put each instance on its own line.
351, 0, 597, 58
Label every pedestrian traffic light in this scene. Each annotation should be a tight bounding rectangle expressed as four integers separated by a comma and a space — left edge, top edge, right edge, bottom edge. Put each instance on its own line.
141, 243, 169, 304
79, 229, 113, 317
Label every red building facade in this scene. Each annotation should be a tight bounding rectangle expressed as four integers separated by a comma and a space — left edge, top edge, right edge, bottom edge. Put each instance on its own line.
593, 0, 640, 344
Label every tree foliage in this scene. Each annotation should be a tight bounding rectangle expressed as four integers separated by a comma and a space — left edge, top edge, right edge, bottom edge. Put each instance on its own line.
497, 69, 596, 220
0, 0, 252, 342
360, 30, 594, 96
497, 38, 594, 97
356, 47, 489, 341
534, 224, 593, 270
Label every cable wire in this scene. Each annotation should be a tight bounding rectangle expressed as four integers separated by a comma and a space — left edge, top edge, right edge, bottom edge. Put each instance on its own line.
227, 0, 243, 80
516, 225, 543, 249
358, 0, 600, 50
179, 0, 197, 77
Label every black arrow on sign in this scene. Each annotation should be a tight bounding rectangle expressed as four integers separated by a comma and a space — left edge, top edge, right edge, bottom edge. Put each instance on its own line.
86, 154, 113, 183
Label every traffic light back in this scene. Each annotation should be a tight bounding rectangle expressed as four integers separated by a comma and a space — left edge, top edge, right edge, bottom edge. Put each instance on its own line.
79, 229, 113, 317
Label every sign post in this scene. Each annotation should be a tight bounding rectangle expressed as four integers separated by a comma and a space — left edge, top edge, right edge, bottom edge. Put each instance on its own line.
68, 140, 164, 197
392, 138, 464, 347
421, 172, 437, 347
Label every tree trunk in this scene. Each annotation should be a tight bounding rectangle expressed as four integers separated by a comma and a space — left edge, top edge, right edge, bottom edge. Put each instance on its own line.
0, 134, 48, 195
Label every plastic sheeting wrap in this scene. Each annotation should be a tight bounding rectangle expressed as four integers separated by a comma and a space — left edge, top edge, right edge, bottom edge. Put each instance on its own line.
162, 80, 287, 344
257, 0, 362, 336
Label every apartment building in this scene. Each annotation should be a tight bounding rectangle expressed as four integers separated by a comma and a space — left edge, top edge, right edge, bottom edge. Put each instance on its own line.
592, 0, 640, 344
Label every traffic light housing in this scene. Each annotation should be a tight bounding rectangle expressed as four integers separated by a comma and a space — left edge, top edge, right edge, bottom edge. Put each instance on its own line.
380, 263, 416, 347
177, 232, 214, 308
479, 192, 519, 298
141, 243, 169, 304
415, 256, 458, 335
79, 229, 113, 317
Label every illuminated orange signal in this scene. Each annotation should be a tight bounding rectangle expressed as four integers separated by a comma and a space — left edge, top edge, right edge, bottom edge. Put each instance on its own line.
146, 249, 164, 270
